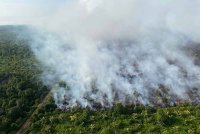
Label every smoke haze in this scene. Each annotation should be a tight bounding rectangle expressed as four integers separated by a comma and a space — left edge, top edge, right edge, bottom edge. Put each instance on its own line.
1, 0, 200, 108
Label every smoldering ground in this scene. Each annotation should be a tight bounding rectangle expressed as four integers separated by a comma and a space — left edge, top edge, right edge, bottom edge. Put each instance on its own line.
1, 0, 200, 109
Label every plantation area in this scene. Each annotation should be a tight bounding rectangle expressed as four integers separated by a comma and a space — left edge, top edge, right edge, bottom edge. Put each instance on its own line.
26, 101, 200, 134
1, 26, 200, 134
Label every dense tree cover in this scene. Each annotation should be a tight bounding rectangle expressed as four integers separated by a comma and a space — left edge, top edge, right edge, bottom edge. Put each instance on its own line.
0, 26, 49, 133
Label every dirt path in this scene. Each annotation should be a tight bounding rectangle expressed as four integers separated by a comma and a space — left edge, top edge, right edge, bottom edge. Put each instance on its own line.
17, 92, 52, 134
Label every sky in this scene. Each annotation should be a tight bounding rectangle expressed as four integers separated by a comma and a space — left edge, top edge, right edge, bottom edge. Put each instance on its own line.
0, 0, 68, 25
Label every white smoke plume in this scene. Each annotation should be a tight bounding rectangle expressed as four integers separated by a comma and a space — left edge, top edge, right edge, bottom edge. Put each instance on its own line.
1, 0, 200, 108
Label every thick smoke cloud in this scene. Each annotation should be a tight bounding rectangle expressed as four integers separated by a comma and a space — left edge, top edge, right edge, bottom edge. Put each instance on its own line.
1, 0, 200, 108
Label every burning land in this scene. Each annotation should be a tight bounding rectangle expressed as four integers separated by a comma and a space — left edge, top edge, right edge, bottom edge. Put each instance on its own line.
55, 44, 200, 110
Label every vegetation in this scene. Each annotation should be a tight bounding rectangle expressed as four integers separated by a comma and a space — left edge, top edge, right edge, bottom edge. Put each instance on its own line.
26, 99, 200, 134
0, 26, 49, 134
